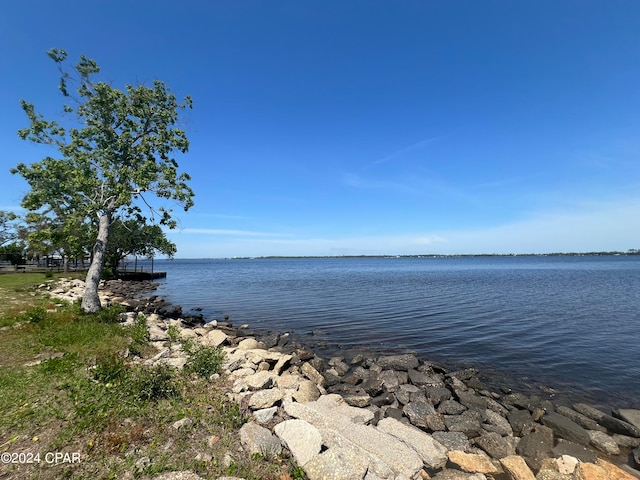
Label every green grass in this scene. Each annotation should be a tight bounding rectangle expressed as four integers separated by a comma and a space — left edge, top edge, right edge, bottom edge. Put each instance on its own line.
0, 272, 305, 480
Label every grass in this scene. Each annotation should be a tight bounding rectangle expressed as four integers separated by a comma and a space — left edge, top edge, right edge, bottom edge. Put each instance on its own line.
0, 273, 305, 480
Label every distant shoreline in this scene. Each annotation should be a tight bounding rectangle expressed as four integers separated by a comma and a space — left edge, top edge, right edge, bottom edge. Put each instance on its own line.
152, 251, 640, 261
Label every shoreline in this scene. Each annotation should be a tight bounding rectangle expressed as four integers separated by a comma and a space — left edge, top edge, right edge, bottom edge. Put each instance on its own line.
46, 277, 640, 479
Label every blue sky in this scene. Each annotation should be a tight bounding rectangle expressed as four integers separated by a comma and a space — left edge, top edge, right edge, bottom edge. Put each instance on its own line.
1, 1, 639, 257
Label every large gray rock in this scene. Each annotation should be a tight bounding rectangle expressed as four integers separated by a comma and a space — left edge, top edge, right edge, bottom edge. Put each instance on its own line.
507, 409, 533, 436
377, 417, 448, 469
432, 431, 471, 452
555, 405, 607, 432
239, 422, 282, 457
301, 362, 326, 386
550, 439, 597, 463
516, 424, 554, 472
474, 431, 516, 459
614, 409, 640, 431
573, 402, 640, 437
403, 400, 436, 428
541, 411, 590, 445
482, 408, 513, 436
248, 388, 284, 409
587, 429, 620, 455
201, 329, 228, 347
284, 395, 423, 478
376, 354, 419, 371
274, 419, 322, 466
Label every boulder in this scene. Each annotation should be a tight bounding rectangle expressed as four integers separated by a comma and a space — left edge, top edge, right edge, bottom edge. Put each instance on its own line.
248, 388, 284, 410
377, 417, 448, 469
595, 458, 640, 480
239, 422, 282, 457
499, 455, 536, 480
614, 409, 640, 431
274, 419, 322, 466
474, 431, 515, 459
541, 411, 590, 445
376, 353, 419, 371
447, 451, 500, 475
556, 405, 607, 433
201, 329, 227, 348
551, 439, 597, 463
587, 429, 620, 455
403, 400, 437, 428
516, 424, 554, 472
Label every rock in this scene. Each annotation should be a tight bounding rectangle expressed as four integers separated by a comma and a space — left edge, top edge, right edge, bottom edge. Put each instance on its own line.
536, 469, 574, 480
377, 417, 448, 469
301, 362, 325, 386
172, 418, 193, 430
237, 338, 260, 350
377, 353, 420, 371
447, 451, 500, 475
588, 429, 620, 455
444, 415, 483, 437
431, 469, 479, 480
541, 411, 590, 445
294, 380, 321, 403
574, 403, 640, 437
516, 424, 554, 472
343, 393, 371, 408
556, 406, 607, 432
614, 409, 640, 431
379, 369, 403, 392
438, 399, 467, 415
241, 370, 275, 391
149, 325, 169, 341
613, 434, 640, 448
482, 408, 514, 436
426, 387, 453, 404
253, 406, 278, 424
274, 419, 322, 466
556, 455, 579, 475
474, 431, 515, 459
149, 472, 205, 480
162, 357, 187, 369
303, 445, 370, 480
239, 422, 282, 458
409, 369, 445, 387
634, 446, 640, 468
499, 455, 536, 480
403, 400, 437, 428
283, 395, 423, 478
432, 431, 471, 452
551, 439, 597, 463
201, 329, 228, 348
508, 409, 534, 436
248, 388, 284, 410
575, 462, 608, 480
595, 459, 640, 480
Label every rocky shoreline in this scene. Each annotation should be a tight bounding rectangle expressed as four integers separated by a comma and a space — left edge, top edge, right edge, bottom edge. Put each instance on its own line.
44, 278, 640, 480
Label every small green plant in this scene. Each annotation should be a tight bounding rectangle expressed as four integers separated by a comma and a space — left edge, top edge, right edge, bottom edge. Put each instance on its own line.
44, 270, 54, 279
94, 304, 125, 324
93, 354, 128, 384
288, 463, 307, 480
185, 345, 226, 378
128, 314, 149, 357
130, 363, 179, 401
23, 305, 47, 323
167, 324, 180, 343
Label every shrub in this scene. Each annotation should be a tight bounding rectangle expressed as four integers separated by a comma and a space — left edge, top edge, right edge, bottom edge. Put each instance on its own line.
130, 364, 179, 401
93, 354, 128, 384
94, 304, 126, 323
128, 314, 149, 357
23, 306, 47, 323
185, 345, 226, 378
167, 324, 180, 343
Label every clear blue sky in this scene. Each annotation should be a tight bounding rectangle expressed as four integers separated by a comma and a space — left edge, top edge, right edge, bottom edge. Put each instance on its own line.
1, 1, 639, 257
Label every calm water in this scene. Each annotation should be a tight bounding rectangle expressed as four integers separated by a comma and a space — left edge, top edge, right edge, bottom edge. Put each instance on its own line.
144, 256, 640, 408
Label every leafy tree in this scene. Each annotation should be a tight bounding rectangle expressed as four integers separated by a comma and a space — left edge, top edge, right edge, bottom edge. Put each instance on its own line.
0, 242, 25, 265
0, 211, 20, 247
12, 49, 194, 312
106, 220, 176, 276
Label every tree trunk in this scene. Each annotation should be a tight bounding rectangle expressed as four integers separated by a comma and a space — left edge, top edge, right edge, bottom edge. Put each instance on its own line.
81, 211, 111, 313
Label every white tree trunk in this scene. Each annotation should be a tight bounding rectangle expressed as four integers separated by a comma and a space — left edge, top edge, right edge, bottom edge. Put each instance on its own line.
81, 212, 111, 313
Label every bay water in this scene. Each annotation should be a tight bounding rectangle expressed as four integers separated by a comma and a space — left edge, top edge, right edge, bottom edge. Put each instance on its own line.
143, 255, 640, 408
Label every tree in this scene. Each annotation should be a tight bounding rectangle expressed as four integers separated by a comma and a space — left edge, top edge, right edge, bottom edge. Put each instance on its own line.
12, 49, 194, 312
0, 211, 19, 247
106, 220, 177, 277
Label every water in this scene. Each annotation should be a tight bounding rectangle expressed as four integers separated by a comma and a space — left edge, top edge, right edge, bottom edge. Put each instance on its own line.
142, 255, 640, 408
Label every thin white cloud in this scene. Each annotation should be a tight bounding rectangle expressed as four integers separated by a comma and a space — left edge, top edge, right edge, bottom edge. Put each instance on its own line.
180, 228, 291, 237
369, 136, 445, 167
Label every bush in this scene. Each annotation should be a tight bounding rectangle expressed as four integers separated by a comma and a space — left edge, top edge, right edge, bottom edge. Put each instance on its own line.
93, 354, 128, 384
94, 304, 126, 324
23, 306, 47, 323
185, 345, 226, 378
130, 363, 179, 401
128, 314, 149, 357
